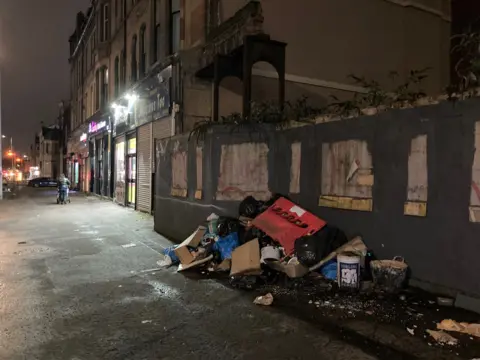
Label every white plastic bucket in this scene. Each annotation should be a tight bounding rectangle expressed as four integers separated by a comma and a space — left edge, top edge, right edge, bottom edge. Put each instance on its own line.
337, 252, 361, 290
260, 246, 281, 264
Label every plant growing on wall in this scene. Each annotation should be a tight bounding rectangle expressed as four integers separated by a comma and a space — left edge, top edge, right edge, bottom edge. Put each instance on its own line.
188, 96, 324, 142
327, 93, 362, 118
390, 68, 430, 106
450, 30, 480, 97
348, 74, 391, 108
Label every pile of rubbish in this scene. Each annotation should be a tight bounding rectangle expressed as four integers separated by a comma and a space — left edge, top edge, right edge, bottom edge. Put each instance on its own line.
160, 194, 409, 294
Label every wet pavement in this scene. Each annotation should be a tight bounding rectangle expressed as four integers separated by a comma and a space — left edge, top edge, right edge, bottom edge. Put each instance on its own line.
0, 187, 477, 359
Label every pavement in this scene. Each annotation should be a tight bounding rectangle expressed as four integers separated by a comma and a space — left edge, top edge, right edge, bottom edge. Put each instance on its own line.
0, 187, 477, 360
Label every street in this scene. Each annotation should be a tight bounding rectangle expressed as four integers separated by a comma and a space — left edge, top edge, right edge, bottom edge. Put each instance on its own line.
0, 188, 471, 360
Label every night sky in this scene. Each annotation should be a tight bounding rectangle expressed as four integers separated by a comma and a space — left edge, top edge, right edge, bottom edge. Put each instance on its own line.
1, 0, 90, 153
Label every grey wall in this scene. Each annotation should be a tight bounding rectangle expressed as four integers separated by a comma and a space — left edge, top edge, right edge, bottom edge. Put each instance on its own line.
155, 99, 480, 298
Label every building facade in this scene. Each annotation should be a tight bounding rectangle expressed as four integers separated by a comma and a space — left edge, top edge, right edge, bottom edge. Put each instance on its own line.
180, 0, 451, 131
68, 0, 179, 213
38, 126, 61, 179
67, 0, 452, 214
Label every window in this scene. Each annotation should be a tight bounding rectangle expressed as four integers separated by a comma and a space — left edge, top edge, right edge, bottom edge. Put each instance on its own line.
131, 35, 138, 82
114, 56, 120, 97
46, 143, 50, 155
101, 3, 110, 42
153, 0, 161, 63
120, 49, 126, 88
115, 0, 118, 18
91, 83, 95, 115
101, 66, 109, 107
139, 25, 146, 77
170, 0, 180, 54
95, 70, 100, 110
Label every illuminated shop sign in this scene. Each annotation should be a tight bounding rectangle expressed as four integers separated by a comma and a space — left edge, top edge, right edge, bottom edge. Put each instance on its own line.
80, 133, 87, 142
88, 120, 107, 134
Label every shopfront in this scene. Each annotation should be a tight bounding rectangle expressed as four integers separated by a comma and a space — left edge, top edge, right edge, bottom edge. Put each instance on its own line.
111, 64, 172, 210
87, 116, 111, 197
67, 125, 89, 191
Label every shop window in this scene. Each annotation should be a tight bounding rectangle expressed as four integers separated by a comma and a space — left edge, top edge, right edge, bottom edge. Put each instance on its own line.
115, 141, 126, 203
405, 135, 428, 217
319, 140, 373, 211
216, 143, 270, 201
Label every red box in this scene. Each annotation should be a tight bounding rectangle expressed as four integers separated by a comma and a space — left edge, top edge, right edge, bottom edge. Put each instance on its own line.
251, 197, 327, 255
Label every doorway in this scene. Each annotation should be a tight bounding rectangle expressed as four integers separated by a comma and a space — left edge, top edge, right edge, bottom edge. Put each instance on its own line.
126, 137, 137, 207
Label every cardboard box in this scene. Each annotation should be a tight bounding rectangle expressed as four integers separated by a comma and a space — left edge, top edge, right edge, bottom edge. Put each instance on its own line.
230, 239, 262, 276
267, 260, 309, 278
175, 226, 206, 265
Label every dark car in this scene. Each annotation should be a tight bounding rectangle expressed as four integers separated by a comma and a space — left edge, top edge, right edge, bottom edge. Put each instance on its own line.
28, 177, 58, 188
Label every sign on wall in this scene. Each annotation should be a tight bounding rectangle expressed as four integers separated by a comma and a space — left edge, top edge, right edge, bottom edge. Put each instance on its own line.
89, 120, 107, 134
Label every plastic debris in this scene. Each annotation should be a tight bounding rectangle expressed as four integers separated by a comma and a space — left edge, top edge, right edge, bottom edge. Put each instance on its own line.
121, 243, 136, 248
253, 293, 274, 306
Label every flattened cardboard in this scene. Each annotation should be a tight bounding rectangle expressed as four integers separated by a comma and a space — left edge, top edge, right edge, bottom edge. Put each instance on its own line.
267, 260, 309, 278
175, 226, 206, 265
230, 239, 262, 276
177, 255, 213, 271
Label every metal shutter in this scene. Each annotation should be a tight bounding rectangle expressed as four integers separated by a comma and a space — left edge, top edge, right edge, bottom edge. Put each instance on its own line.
137, 122, 152, 213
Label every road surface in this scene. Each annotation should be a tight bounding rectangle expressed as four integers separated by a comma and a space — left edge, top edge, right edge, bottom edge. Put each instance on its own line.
0, 188, 469, 359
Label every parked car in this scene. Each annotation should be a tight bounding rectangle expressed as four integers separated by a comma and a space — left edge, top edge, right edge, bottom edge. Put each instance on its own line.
28, 177, 58, 188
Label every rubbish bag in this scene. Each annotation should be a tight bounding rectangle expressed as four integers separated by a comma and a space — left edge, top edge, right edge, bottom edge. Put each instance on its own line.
320, 260, 337, 280
239, 196, 264, 218
162, 245, 180, 264
295, 225, 348, 267
216, 217, 240, 237
213, 232, 240, 260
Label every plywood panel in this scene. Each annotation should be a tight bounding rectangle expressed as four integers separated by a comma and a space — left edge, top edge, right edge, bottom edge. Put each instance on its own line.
289, 142, 301, 194
216, 142, 270, 200
407, 135, 428, 202
321, 140, 373, 198
470, 122, 480, 208
171, 151, 187, 196
196, 146, 203, 194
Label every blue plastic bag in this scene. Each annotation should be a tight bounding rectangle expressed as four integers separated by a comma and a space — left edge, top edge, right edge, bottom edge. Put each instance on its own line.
213, 232, 239, 260
162, 245, 180, 264
320, 260, 337, 280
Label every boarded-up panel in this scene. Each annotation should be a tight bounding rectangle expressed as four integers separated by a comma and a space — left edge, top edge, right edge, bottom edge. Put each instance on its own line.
195, 146, 203, 199
289, 142, 301, 194
216, 142, 270, 201
407, 135, 428, 202
405, 134, 428, 217
470, 122, 480, 222
321, 140, 373, 198
171, 151, 187, 197
320, 140, 373, 211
